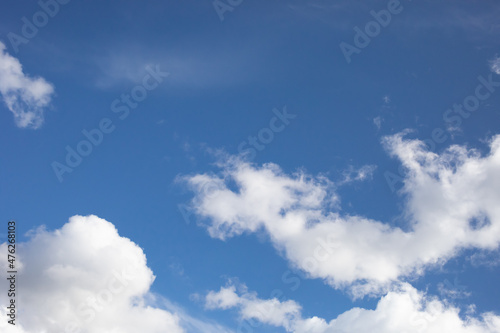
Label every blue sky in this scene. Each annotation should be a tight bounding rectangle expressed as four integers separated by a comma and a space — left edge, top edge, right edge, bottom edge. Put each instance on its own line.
1, 0, 500, 332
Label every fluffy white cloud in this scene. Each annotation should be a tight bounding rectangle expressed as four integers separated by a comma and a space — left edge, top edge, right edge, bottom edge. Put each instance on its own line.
184, 133, 500, 296
206, 285, 242, 310
0, 41, 54, 129
0, 215, 184, 333
206, 282, 500, 333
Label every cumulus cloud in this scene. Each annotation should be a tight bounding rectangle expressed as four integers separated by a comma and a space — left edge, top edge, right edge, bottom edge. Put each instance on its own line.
0, 215, 184, 333
184, 133, 500, 297
0, 41, 54, 129
206, 282, 500, 333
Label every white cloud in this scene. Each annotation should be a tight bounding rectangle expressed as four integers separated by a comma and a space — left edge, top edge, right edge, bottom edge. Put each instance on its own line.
161, 297, 235, 333
490, 56, 500, 75
184, 133, 500, 297
340, 164, 376, 184
373, 116, 382, 130
207, 284, 301, 332
206, 282, 500, 333
0, 215, 184, 333
0, 41, 55, 129
206, 285, 242, 310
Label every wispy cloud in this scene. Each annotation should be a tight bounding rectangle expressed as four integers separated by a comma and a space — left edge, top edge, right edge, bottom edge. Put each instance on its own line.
89, 41, 263, 90
490, 56, 500, 75
339, 164, 377, 184
162, 297, 235, 333
373, 116, 382, 130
